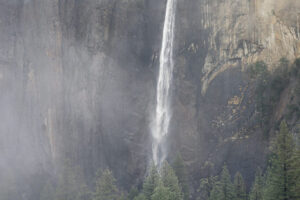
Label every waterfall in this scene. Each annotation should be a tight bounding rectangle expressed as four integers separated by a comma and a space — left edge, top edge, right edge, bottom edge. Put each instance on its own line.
152, 0, 177, 168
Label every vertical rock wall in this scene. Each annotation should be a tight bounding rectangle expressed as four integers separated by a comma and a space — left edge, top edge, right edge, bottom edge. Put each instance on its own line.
0, 0, 299, 197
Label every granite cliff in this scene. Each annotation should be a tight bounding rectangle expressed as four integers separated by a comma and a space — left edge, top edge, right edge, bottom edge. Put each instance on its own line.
0, 0, 299, 198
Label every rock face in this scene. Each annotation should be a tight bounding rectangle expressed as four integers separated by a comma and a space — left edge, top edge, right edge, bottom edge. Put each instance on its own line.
172, 0, 300, 187
0, 0, 299, 198
198, 0, 300, 94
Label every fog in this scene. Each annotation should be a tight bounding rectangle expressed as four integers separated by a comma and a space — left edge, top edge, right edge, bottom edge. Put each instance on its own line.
1, 0, 300, 199
0, 0, 159, 198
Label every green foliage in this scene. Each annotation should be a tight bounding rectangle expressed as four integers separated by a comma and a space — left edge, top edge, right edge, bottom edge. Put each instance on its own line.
270, 59, 289, 100
279, 57, 289, 68
39, 165, 125, 200
219, 165, 236, 200
249, 62, 272, 135
78, 184, 92, 200
128, 186, 139, 200
172, 153, 190, 200
143, 164, 160, 200
293, 58, 300, 75
197, 176, 218, 200
233, 172, 247, 200
286, 104, 300, 120
93, 169, 120, 200
133, 193, 147, 200
249, 168, 264, 200
161, 162, 183, 200
119, 192, 128, 200
208, 181, 223, 200
208, 165, 235, 200
141, 162, 183, 200
28, 118, 300, 200
248, 59, 292, 137
151, 181, 172, 200
291, 148, 300, 199
295, 80, 300, 96
248, 61, 268, 79
286, 70, 300, 120
263, 121, 296, 200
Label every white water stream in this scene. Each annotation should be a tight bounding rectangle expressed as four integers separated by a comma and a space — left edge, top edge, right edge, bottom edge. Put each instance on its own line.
152, 0, 177, 168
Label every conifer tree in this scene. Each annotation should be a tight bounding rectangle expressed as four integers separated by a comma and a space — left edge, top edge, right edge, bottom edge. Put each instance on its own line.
220, 165, 235, 200
128, 186, 139, 200
208, 181, 222, 200
263, 121, 296, 200
161, 162, 183, 200
233, 172, 247, 200
249, 168, 264, 200
198, 176, 218, 200
173, 153, 189, 200
143, 164, 160, 200
134, 193, 147, 200
119, 192, 127, 200
209, 165, 235, 200
197, 161, 216, 200
93, 169, 120, 200
151, 181, 172, 200
78, 183, 92, 200
291, 148, 300, 199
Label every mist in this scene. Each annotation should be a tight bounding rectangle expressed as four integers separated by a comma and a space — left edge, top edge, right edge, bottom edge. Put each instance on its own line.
0, 0, 157, 198
1, 0, 300, 200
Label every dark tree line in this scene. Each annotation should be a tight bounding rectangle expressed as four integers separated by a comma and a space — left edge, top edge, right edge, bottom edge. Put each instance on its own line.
198, 121, 300, 200
37, 155, 188, 200
2, 58, 300, 200
2, 120, 300, 200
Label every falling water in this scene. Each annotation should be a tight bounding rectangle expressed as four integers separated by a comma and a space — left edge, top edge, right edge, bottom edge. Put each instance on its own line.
152, 0, 177, 168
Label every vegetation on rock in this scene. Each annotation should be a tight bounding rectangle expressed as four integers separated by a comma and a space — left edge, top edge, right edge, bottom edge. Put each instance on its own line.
3, 59, 300, 200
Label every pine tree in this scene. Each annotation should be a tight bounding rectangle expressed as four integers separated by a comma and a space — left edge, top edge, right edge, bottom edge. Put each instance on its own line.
119, 192, 127, 200
151, 181, 172, 200
78, 183, 92, 200
209, 181, 222, 200
128, 186, 139, 200
173, 153, 189, 200
93, 169, 120, 200
263, 121, 296, 200
134, 193, 147, 200
291, 147, 300, 199
220, 165, 235, 200
197, 161, 216, 200
198, 176, 218, 200
161, 162, 183, 200
143, 164, 160, 200
209, 165, 235, 200
249, 168, 264, 200
233, 172, 247, 200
